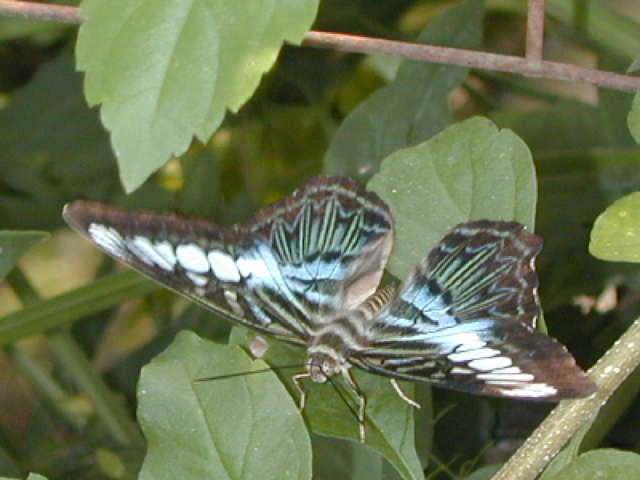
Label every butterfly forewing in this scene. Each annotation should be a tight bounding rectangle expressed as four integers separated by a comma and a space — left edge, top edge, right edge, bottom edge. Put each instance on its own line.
63, 175, 393, 346
350, 221, 596, 399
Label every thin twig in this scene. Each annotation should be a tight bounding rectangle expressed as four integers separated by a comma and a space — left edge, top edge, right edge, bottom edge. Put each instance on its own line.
526, 0, 545, 61
302, 31, 640, 93
493, 316, 640, 480
0, 0, 638, 93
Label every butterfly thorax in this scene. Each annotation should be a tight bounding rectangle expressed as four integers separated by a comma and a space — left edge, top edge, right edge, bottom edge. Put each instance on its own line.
305, 286, 397, 383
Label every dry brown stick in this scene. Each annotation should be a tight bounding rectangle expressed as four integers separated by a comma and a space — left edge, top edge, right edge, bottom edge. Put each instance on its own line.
0, 0, 638, 93
526, 0, 546, 60
0, 0, 80, 23
303, 31, 639, 93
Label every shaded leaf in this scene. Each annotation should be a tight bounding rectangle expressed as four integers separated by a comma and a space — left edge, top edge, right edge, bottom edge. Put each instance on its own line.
492, 99, 636, 158
539, 418, 596, 480
368, 116, 537, 279
590, 191, 640, 262
0, 231, 49, 280
0, 55, 116, 229
138, 331, 312, 480
323, 0, 483, 182
546, 449, 640, 480
535, 151, 640, 308
77, 0, 320, 191
229, 329, 425, 480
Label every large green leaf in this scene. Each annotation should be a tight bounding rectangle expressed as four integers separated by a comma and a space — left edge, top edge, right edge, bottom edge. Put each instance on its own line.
229, 329, 426, 480
590, 191, 640, 262
323, 0, 483, 182
368, 116, 537, 280
76, 0, 320, 192
546, 449, 640, 480
138, 331, 312, 480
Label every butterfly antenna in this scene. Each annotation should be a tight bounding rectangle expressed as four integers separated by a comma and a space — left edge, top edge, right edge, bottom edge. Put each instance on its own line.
194, 363, 305, 383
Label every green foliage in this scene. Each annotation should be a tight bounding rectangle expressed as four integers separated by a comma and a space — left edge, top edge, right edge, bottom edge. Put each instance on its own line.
323, 0, 483, 182
590, 192, 640, 262
369, 117, 536, 279
0, 232, 49, 280
137, 331, 312, 480
76, 0, 320, 191
546, 449, 640, 480
0, 0, 639, 479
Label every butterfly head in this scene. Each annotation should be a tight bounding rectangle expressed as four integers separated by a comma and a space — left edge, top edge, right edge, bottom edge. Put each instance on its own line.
306, 347, 347, 384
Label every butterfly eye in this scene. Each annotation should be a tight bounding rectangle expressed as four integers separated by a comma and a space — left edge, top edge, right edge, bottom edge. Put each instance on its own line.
322, 359, 336, 376
308, 363, 327, 383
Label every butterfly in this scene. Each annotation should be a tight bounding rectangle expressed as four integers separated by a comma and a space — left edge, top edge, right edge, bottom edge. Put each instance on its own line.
63, 174, 596, 442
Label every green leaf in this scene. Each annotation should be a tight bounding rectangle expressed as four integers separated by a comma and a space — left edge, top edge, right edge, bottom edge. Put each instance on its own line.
76, 0, 320, 192
0, 231, 49, 280
138, 331, 312, 480
229, 329, 426, 480
368, 116, 537, 279
492, 98, 636, 157
546, 449, 640, 480
629, 89, 640, 144
312, 435, 402, 480
539, 418, 596, 480
323, 0, 483, 182
464, 464, 502, 480
0, 55, 116, 229
590, 191, 640, 262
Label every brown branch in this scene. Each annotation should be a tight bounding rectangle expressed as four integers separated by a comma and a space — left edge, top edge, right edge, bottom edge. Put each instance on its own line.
0, 0, 638, 93
526, 0, 545, 61
303, 31, 640, 93
0, 0, 80, 24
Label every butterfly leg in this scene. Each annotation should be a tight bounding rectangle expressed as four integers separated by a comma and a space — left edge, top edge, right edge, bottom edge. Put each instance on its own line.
390, 379, 421, 409
342, 368, 367, 443
293, 372, 311, 411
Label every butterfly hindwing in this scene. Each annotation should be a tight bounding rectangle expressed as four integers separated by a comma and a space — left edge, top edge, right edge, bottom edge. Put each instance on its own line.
350, 221, 596, 399
63, 175, 393, 346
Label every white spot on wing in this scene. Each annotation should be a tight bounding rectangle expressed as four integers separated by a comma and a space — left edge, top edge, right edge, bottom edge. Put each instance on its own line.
185, 271, 209, 287
492, 366, 522, 374
176, 244, 210, 274
451, 332, 487, 352
450, 367, 474, 375
468, 356, 513, 371
208, 250, 241, 283
477, 372, 535, 382
88, 224, 126, 259
236, 256, 271, 279
154, 241, 177, 269
448, 347, 501, 362
129, 236, 174, 270
500, 384, 558, 398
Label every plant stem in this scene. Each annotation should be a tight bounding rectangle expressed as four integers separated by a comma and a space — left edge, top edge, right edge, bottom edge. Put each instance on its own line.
492, 315, 640, 480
